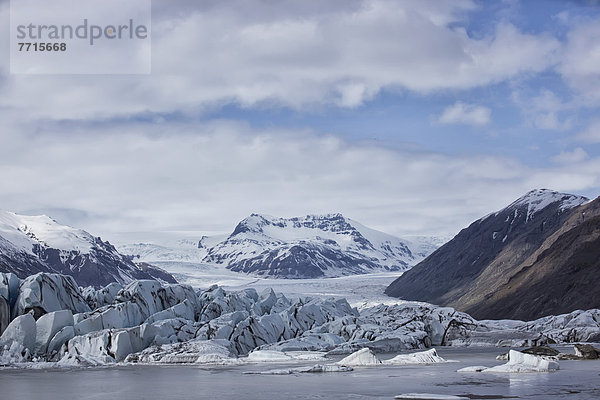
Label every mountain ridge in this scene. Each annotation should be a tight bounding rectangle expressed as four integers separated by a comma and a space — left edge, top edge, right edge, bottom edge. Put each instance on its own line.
0, 211, 177, 287
385, 189, 596, 320
121, 213, 443, 279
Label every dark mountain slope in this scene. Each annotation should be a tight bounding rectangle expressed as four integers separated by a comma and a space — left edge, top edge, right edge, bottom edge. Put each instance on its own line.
467, 198, 600, 320
385, 189, 594, 320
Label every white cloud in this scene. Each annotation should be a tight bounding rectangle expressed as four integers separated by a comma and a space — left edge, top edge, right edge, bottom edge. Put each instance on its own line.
0, 0, 597, 244
436, 102, 491, 126
559, 17, 600, 105
577, 119, 600, 143
551, 147, 589, 164
0, 0, 561, 119
1, 121, 598, 242
511, 89, 572, 131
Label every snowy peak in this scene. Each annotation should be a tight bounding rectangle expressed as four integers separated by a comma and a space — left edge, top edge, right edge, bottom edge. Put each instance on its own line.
120, 213, 443, 278
0, 211, 95, 255
228, 213, 405, 255
202, 213, 438, 278
231, 213, 354, 237
506, 189, 588, 221
0, 211, 176, 287
386, 188, 596, 320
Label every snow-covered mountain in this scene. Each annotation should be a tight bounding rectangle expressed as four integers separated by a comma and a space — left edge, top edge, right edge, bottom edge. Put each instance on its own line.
120, 213, 443, 279
0, 211, 176, 287
386, 189, 592, 320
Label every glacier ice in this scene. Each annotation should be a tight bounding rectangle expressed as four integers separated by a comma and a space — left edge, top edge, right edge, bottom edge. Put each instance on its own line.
15, 273, 90, 319
0, 313, 36, 352
0, 272, 598, 370
34, 310, 74, 355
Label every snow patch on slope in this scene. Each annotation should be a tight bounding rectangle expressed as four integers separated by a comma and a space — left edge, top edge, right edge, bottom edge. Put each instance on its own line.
507, 189, 588, 222
205, 213, 433, 276
120, 214, 443, 279
0, 212, 94, 254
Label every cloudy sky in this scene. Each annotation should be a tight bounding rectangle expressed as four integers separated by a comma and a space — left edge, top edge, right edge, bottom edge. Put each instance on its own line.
1, 0, 600, 243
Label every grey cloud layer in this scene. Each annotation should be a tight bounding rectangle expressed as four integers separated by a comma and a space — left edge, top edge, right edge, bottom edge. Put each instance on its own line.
2, 121, 599, 241
1, 0, 599, 241
0, 0, 562, 117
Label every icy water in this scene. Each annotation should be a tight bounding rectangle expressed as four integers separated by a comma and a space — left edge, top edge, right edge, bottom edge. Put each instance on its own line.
1, 348, 599, 400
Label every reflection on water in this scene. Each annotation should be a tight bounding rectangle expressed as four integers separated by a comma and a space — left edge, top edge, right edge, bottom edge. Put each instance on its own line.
508, 372, 552, 398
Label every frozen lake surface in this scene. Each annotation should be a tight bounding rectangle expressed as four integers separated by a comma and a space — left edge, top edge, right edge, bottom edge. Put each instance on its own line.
2, 348, 599, 399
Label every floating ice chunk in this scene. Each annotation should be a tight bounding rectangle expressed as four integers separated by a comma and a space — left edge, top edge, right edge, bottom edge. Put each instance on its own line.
394, 394, 469, 400
457, 366, 489, 372
485, 350, 559, 372
574, 343, 600, 359
283, 351, 327, 361
246, 349, 327, 362
245, 364, 353, 375
244, 368, 295, 375
247, 350, 294, 362
461, 350, 560, 373
337, 348, 381, 366
385, 348, 447, 365
303, 364, 352, 373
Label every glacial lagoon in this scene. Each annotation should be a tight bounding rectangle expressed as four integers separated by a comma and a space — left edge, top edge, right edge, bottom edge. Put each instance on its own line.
1, 348, 599, 400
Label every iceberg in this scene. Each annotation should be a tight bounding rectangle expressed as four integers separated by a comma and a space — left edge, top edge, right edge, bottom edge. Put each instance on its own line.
337, 348, 381, 366
385, 348, 448, 365
245, 364, 353, 375
459, 350, 559, 373
394, 394, 469, 400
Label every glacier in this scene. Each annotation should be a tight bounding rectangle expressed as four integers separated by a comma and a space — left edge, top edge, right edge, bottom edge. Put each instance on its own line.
1, 272, 600, 370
